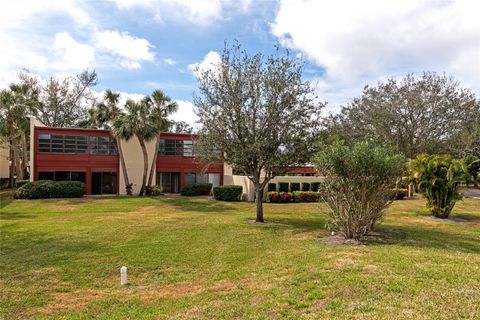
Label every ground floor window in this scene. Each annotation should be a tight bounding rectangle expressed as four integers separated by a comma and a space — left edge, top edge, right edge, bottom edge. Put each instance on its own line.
91, 172, 116, 194
157, 172, 180, 193
184, 172, 221, 187
38, 171, 86, 183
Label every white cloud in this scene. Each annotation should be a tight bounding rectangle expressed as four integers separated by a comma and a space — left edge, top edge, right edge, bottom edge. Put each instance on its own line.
272, 0, 480, 108
52, 32, 95, 71
164, 58, 177, 66
188, 51, 221, 78
169, 100, 198, 127
95, 30, 155, 69
109, 0, 252, 25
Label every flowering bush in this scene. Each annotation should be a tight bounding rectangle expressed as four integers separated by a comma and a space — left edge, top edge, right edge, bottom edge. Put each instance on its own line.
267, 191, 320, 203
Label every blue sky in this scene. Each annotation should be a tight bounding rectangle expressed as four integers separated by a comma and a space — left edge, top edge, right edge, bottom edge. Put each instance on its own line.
1, 0, 479, 125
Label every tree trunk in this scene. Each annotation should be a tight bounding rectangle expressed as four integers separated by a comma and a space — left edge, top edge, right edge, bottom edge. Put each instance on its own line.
116, 137, 130, 195
21, 131, 28, 179
8, 140, 14, 188
138, 137, 148, 196
255, 186, 264, 223
12, 136, 23, 180
147, 134, 160, 187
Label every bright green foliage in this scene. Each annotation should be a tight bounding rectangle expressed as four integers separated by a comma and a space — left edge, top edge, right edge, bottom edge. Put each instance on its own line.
464, 155, 480, 186
314, 140, 406, 239
213, 185, 243, 201
409, 154, 469, 218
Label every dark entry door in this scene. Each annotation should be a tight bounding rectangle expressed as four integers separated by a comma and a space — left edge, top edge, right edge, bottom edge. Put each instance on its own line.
91, 172, 117, 194
160, 172, 180, 193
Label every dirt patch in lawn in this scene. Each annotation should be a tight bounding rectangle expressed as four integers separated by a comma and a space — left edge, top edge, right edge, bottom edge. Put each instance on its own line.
319, 229, 405, 246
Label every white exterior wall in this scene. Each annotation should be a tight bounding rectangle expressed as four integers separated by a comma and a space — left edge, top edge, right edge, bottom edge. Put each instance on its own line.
118, 138, 158, 195
223, 164, 324, 202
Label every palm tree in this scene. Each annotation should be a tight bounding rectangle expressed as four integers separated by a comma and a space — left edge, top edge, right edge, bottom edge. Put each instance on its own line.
144, 90, 178, 190
409, 154, 469, 218
0, 83, 38, 182
93, 90, 132, 195
123, 99, 157, 196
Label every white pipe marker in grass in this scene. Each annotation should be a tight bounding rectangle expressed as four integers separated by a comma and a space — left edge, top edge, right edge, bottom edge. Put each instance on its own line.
120, 266, 128, 285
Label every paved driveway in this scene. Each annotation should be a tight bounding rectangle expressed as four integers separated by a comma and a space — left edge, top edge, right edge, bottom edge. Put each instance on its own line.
461, 188, 480, 199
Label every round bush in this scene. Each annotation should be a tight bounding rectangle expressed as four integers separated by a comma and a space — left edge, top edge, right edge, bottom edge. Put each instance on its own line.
14, 180, 85, 199
213, 185, 243, 201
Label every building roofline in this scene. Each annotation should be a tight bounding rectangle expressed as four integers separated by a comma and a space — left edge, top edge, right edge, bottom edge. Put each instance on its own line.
34, 125, 198, 137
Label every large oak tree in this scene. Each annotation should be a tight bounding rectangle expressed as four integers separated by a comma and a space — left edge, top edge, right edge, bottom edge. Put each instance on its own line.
322, 73, 480, 158
193, 43, 323, 222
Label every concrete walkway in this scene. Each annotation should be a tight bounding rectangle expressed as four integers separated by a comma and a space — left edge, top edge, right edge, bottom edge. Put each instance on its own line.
460, 188, 480, 199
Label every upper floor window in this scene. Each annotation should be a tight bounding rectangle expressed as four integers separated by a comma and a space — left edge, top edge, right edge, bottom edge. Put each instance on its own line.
38, 133, 117, 155
159, 139, 194, 157
38, 134, 88, 154
89, 136, 118, 155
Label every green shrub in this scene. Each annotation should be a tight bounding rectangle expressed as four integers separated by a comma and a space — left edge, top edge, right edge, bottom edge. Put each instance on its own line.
290, 182, 300, 192
278, 182, 289, 193
314, 140, 406, 240
181, 183, 212, 196
301, 183, 310, 191
409, 154, 469, 218
311, 182, 320, 192
15, 180, 30, 189
213, 185, 243, 201
267, 183, 277, 192
14, 180, 85, 199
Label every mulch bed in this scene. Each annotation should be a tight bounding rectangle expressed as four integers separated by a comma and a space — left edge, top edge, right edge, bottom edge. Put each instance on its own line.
319, 229, 405, 246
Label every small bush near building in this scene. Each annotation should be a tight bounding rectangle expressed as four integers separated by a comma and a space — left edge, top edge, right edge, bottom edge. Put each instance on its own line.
145, 185, 163, 196
391, 188, 408, 200
301, 183, 311, 191
14, 180, 85, 199
213, 185, 243, 201
267, 183, 276, 192
267, 191, 320, 203
278, 182, 289, 193
15, 180, 30, 189
181, 183, 213, 196
290, 182, 300, 192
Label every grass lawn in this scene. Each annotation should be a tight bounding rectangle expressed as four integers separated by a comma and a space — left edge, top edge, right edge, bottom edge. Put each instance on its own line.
1, 194, 480, 319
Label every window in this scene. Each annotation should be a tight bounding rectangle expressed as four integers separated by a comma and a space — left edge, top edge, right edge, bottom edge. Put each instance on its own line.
159, 139, 183, 156
90, 136, 117, 155
183, 140, 193, 156
38, 171, 86, 183
38, 134, 88, 154
184, 172, 219, 187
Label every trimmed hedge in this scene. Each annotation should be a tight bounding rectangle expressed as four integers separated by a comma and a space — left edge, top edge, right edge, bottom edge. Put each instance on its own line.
267, 191, 321, 203
267, 183, 277, 192
15, 180, 30, 189
213, 185, 243, 201
181, 183, 212, 196
278, 182, 289, 193
14, 180, 85, 199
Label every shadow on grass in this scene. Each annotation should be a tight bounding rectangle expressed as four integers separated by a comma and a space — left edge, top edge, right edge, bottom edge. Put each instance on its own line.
0, 228, 102, 274
161, 197, 237, 214
0, 211, 37, 220
0, 191, 14, 209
